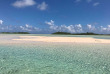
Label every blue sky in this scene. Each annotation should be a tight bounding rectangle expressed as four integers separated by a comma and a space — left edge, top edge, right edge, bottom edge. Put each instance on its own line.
0, 0, 110, 34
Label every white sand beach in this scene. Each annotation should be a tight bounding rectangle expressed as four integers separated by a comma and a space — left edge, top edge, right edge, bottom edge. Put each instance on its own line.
12, 36, 110, 43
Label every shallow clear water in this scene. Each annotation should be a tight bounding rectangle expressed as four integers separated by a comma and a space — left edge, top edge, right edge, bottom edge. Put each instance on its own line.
0, 43, 110, 74
0, 34, 110, 74
1, 34, 110, 40
30, 34, 110, 40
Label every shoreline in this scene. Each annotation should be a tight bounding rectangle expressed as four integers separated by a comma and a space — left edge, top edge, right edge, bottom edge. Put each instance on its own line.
12, 36, 110, 44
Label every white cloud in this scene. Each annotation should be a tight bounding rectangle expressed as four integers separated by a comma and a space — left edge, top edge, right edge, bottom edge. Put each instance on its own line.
12, 0, 36, 8
100, 26, 107, 31
75, 24, 82, 28
20, 26, 24, 29
67, 25, 76, 33
102, 28, 107, 31
87, 24, 92, 29
107, 25, 110, 31
93, 2, 100, 6
45, 20, 54, 26
75, 24, 83, 33
87, 24, 96, 32
50, 25, 58, 31
25, 24, 32, 28
37, 2, 48, 11
1, 19, 110, 34
107, 25, 110, 28
0, 20, 3, 25
45, 20, 76, 33
45, 20, 59, 31
0, 23, 41, 33
97, 25, 110, 34
25, 24, 29, 28
60, 25, 76, 33
20, 25, 31, 31
20, 24, 41, 32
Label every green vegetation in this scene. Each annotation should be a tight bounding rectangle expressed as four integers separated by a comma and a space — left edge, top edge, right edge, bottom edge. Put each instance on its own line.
0, 32, 30, 34
52, 32, 103, 35
52, 32, 71, 35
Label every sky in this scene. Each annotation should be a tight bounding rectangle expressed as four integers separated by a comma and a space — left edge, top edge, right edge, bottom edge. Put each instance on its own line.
0, 0, 110, 34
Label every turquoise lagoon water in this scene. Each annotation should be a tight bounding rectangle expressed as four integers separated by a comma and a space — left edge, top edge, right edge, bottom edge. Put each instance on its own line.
1, 34, 110, 39
29, 34, 110, 39
0, 34, 110, 74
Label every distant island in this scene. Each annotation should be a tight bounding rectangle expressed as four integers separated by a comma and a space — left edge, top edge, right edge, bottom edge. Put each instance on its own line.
0, 32, 30, 34
52, 32, 108, 35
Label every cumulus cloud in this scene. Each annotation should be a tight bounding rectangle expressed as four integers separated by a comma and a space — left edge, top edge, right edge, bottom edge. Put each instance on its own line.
93, 2, 100, 6
107, 25, 110, 28
87, 24, 92, 29
45, 20, 110, 34
25, 24, 32, 28
75, 24, 82, 28
0, 24, 41, 33
98, 25, 110, 34
59, 25, 76, 33
45, 20, 54, 26
45, 20, 76, 33
100, 26, 107, 31
20, 24, 41, 32
107, 25, 110, 31
87, 24, 96, 32
1, 20, 110, 34
0, 20, 3, 25
12, 0, 49, 11
102, 28, 107, 31
75, 24, 83, 33
0, 25, 13, 32
37, 2, 48, 11
45, 20, 59, 31
12, 0, 36, 8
